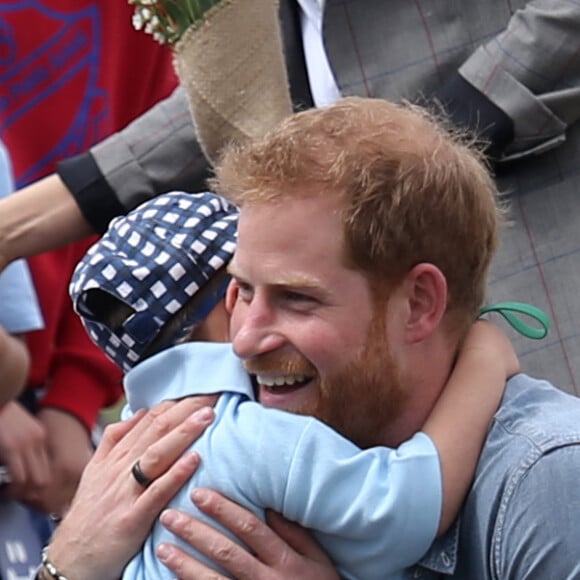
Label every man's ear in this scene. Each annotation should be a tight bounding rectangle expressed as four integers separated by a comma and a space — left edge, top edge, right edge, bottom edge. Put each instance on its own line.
402, 263, 447, 343
225, 279, 239, 314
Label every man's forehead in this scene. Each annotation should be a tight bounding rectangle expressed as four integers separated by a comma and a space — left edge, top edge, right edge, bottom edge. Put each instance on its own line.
236, 195, 343, 239
237, 187, 343, 213
227, 256, 322, 288
231, 194, 351, 282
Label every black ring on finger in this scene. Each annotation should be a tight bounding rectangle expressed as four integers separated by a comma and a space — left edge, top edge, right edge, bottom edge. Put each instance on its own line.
131, 459, 153, 488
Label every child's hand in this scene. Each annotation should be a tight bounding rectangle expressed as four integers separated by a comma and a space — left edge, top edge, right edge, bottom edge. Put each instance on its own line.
462, 321, 520, 379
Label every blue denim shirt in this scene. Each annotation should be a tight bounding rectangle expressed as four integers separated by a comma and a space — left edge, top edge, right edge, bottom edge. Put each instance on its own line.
408, 374, 580, 579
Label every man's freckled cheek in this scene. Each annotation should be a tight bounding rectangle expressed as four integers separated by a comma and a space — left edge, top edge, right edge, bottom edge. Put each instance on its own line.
298, 335, 342, 368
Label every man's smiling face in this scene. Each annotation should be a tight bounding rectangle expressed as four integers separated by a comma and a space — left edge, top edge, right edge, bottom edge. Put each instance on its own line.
228, 192, 407, 447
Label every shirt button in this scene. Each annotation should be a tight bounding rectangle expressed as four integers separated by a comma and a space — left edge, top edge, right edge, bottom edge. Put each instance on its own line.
441, 552, 452, 567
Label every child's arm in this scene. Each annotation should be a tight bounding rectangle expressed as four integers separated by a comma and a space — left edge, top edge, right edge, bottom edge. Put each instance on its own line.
0, 326, 30, 405
423, 320, 519, 534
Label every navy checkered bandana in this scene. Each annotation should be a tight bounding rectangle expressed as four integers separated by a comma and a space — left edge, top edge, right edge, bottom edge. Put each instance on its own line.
69, 191, 238, 372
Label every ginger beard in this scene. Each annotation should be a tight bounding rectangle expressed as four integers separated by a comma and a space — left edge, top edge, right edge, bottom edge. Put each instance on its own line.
246, 311, 408, 449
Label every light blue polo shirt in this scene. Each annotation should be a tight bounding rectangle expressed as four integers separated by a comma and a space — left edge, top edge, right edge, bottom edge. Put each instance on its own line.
122, 342, 442, 580
0, 142, 43, 333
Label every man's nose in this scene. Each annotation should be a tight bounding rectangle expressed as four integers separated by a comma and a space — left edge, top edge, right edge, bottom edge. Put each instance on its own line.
231, 298, 285, 359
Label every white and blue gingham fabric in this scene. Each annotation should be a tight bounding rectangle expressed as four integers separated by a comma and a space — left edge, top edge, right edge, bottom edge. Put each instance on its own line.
69, 191, 238, 372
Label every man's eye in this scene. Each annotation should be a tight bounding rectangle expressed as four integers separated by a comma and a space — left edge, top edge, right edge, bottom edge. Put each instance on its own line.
283, 291, 315, 303
236, 282, 253, 300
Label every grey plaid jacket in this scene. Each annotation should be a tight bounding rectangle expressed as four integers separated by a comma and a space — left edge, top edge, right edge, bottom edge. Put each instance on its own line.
82, 1, 580, 394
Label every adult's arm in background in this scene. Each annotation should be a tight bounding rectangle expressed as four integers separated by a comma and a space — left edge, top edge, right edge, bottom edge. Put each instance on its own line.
0, 87, 209, 271
434, 0, 580, 161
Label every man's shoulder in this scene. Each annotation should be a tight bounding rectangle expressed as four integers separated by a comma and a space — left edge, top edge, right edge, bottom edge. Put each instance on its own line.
452, 374, 580, 577
476, 372, 580, 505
493, 373, 580, 451
416, 374, 580, 578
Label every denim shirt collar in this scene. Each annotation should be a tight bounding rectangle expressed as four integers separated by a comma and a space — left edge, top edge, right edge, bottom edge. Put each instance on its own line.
416, 517, 461, 575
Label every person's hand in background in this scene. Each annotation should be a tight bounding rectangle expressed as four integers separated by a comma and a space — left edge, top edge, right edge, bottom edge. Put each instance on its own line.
0, 400, 50, 502
24, 408, 94, 516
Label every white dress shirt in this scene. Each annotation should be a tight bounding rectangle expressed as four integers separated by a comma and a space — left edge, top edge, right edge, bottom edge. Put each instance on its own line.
296, 0, 341, 107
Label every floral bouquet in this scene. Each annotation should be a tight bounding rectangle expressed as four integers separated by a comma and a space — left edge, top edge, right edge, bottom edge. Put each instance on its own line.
130, 0, 292, 163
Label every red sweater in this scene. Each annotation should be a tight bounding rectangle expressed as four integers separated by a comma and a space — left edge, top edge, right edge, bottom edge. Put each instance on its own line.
0, 1, 178, 429
26, 239, 122, 429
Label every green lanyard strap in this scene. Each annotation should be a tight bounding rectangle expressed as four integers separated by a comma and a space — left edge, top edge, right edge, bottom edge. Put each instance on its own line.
478, 301, 551, 340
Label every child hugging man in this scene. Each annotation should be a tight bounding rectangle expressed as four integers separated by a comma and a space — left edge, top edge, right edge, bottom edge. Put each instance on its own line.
69, 191, 516, 580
